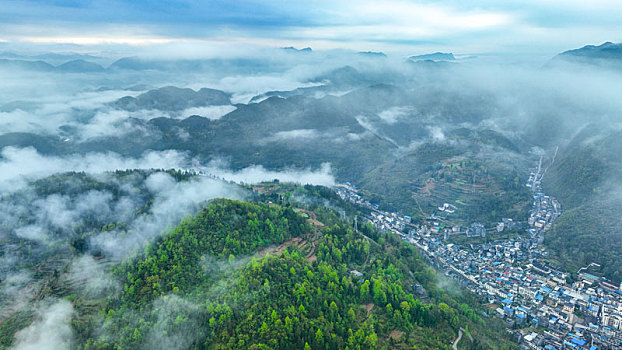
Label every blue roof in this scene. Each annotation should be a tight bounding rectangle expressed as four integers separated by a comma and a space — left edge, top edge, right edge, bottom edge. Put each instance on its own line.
516, 313, 525, 319
590, 346, 597, 350
571, 338, 586, 346
502, 298, 513, 304
503, 306, 513, 313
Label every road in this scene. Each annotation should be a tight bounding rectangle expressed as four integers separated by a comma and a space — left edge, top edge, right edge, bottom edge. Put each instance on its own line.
452, 328, 463, 350
452, 327, 472, 350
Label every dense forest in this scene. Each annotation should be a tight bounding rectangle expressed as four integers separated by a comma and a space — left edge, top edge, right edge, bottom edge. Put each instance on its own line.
0, 176, 515, 349
76, 198, 512, 349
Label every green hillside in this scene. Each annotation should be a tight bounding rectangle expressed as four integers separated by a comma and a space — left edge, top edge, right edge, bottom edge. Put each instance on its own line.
76, 198, 512, 349
543, 126, 622, 283
359, 142, 531, 225
0, 177, 515, 349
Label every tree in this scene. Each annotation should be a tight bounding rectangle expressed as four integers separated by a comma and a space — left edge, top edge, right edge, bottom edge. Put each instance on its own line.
360, 280, 370, 300
315, 329, 324, 343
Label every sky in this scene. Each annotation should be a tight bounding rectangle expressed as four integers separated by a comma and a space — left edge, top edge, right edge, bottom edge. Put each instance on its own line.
0, 0, 621, 56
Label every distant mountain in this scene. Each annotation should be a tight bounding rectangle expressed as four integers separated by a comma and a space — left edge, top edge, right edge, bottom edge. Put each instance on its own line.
409, 52, 455, 61
108, 57, 154, 70
280, 46, 312, 52
0, 59, 55, 71
357, 51, 387, 58
111, 86, 232, 111
556, 42, 622, 61
311, 65, 372, 87
56, 59, 105, 73
0, 57, 104, 72
124, 84, 152, 91
33, 52, 102, 61
250, 65, 377, 103
550, 42, 622, 68
0, 51, 24, 59
0, 51, 101, 61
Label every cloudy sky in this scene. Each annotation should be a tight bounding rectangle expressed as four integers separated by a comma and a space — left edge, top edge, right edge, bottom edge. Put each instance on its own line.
0, 0, 620, 56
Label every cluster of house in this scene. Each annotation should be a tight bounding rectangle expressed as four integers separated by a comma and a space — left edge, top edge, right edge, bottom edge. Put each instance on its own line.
335, 163, 621, 349
526, 170, 561, 238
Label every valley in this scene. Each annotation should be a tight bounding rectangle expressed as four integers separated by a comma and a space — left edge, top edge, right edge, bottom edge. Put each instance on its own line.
337, 154, 622, 349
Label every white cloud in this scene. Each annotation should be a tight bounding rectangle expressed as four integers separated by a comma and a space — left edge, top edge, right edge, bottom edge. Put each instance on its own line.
203, 161, 335, 186
263, 129, 320, 143
12, 300, 74, 350
180, 105, 237, 120
377, 106, 413, 124
0, 147, 194, 192
89, 172, 245, 259
216, 74, 322, 104
428, 126, 446, 142
65, 255, 120, 298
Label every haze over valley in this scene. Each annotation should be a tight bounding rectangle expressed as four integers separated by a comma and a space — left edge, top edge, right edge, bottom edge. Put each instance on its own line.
1, 1, 622, 349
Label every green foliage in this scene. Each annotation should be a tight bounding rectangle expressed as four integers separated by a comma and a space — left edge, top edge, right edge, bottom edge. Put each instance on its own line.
73, 198, 513, 349
359, 142, 531, 225
543, 127, 622, 283
116, 199, 310, 307
545, 199, 622, 283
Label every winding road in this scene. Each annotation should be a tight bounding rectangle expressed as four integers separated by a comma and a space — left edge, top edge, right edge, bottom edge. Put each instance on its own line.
452, 327, 473, 350
452, 329, 463, 350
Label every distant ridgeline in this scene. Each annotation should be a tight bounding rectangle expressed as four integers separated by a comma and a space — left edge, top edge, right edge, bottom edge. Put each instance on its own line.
553, 42, 622, 63
0, 173, 515, 349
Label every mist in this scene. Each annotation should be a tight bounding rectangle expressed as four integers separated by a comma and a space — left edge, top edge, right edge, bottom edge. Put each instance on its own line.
2, 40, 622, 349
12, 299, 74, 350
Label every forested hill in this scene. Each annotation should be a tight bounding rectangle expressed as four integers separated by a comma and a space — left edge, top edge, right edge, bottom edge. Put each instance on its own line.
76, 197, 513, 349
0, 178, 515, 349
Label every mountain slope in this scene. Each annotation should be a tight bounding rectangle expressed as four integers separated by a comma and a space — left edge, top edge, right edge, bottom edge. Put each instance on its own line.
76, 196, 514, 349
543, 125, 622, 282
0, 176, 515, 349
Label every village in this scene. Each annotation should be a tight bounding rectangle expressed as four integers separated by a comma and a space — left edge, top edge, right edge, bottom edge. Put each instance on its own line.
335, 162, 622, 350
